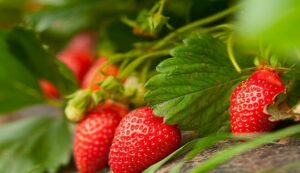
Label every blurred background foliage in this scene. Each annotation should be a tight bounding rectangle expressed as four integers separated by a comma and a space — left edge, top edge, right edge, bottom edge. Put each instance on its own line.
0, 0, 229, 52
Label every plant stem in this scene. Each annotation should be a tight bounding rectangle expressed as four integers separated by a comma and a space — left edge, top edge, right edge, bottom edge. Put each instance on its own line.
152, 5, 239, 50
158, 0, 166, 14
119, 49, 170, 79
110, 50, 143, 62
46, 98, 63, 108
227, 33, 241, 73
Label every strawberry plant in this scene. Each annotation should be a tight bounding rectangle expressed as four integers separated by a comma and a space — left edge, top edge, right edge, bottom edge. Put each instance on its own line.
0, 0, 300, 173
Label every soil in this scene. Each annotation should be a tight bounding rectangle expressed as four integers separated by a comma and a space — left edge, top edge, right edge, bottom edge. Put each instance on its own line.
156, 140, 300, 173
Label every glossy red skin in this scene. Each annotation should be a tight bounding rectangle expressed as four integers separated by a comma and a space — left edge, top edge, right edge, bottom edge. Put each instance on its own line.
65, 32, 96, 52
58, 32, 95, 81
81, 57, 119, 90
74, 108, 121, 173
92, 100, 129, 118
58, 50, 93, 81
109, 107, 181, 173
39, 79, 59, 99
230, 69, 285, 134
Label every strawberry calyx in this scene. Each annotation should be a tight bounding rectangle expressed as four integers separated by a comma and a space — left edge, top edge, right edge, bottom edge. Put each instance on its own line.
65, 89, 94, 122
265, 93, 300, 122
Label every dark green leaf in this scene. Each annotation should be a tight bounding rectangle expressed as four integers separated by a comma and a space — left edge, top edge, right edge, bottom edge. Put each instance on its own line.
6, 27, 78, 95
0, 29, 44, 113
145, 33, 249, 135
0, 116, 72, 173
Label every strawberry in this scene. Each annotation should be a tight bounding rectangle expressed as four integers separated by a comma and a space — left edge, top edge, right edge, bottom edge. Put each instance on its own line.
81, 57, 119, 90
38, 79, 59, 99
109, 107, 181, 173
58, 32, 95, 81
74, 107, 121, 173
58, 50, 93, 82
230, 69, 285, 134
64, 32, 96, 52
93, 99, 129, 118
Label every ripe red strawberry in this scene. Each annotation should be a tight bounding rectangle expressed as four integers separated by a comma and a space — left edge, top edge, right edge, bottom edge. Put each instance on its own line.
109, 107, 181, 173
230, 69, 285, 134
65, 32, 96, 52
81, 57, 119, 90
58, 50, 93, 81
38, 79, 59, 99
74, 108, 121, 173
58, 32, 95, 81
93, 99, 129, 118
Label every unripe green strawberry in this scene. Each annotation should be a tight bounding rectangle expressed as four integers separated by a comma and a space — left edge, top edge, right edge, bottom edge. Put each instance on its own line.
230, 69, 285, 134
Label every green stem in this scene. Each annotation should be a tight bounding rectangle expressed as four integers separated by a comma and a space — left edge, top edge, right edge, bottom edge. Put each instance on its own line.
87, 60, 114, 91
110, 50, 143, 63
119, 49, 170, 79
158, 0, 166, 14
140, 60, 152, 83
86, 50, 143, 90
152, 5, 238, 50
227, 33, 241, 73
119, 58, 131, 72
46, 98, 63, 108
180, 24, 233, 40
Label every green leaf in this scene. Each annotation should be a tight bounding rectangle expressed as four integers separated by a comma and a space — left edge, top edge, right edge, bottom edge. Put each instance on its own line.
6, 27, 78, 95
0, 116, 72, 173
0, 29, 44, 113
236, 0, 300, 51
145, 33, 249, 135
189, 124, 300, 173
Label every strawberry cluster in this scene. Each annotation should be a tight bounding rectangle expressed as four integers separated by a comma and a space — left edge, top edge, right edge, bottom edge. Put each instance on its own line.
48, 33, 182, 173
47, 32, 288, 173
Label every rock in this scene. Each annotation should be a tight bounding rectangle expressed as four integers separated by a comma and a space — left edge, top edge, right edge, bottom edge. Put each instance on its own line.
157, 140, 300, 173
